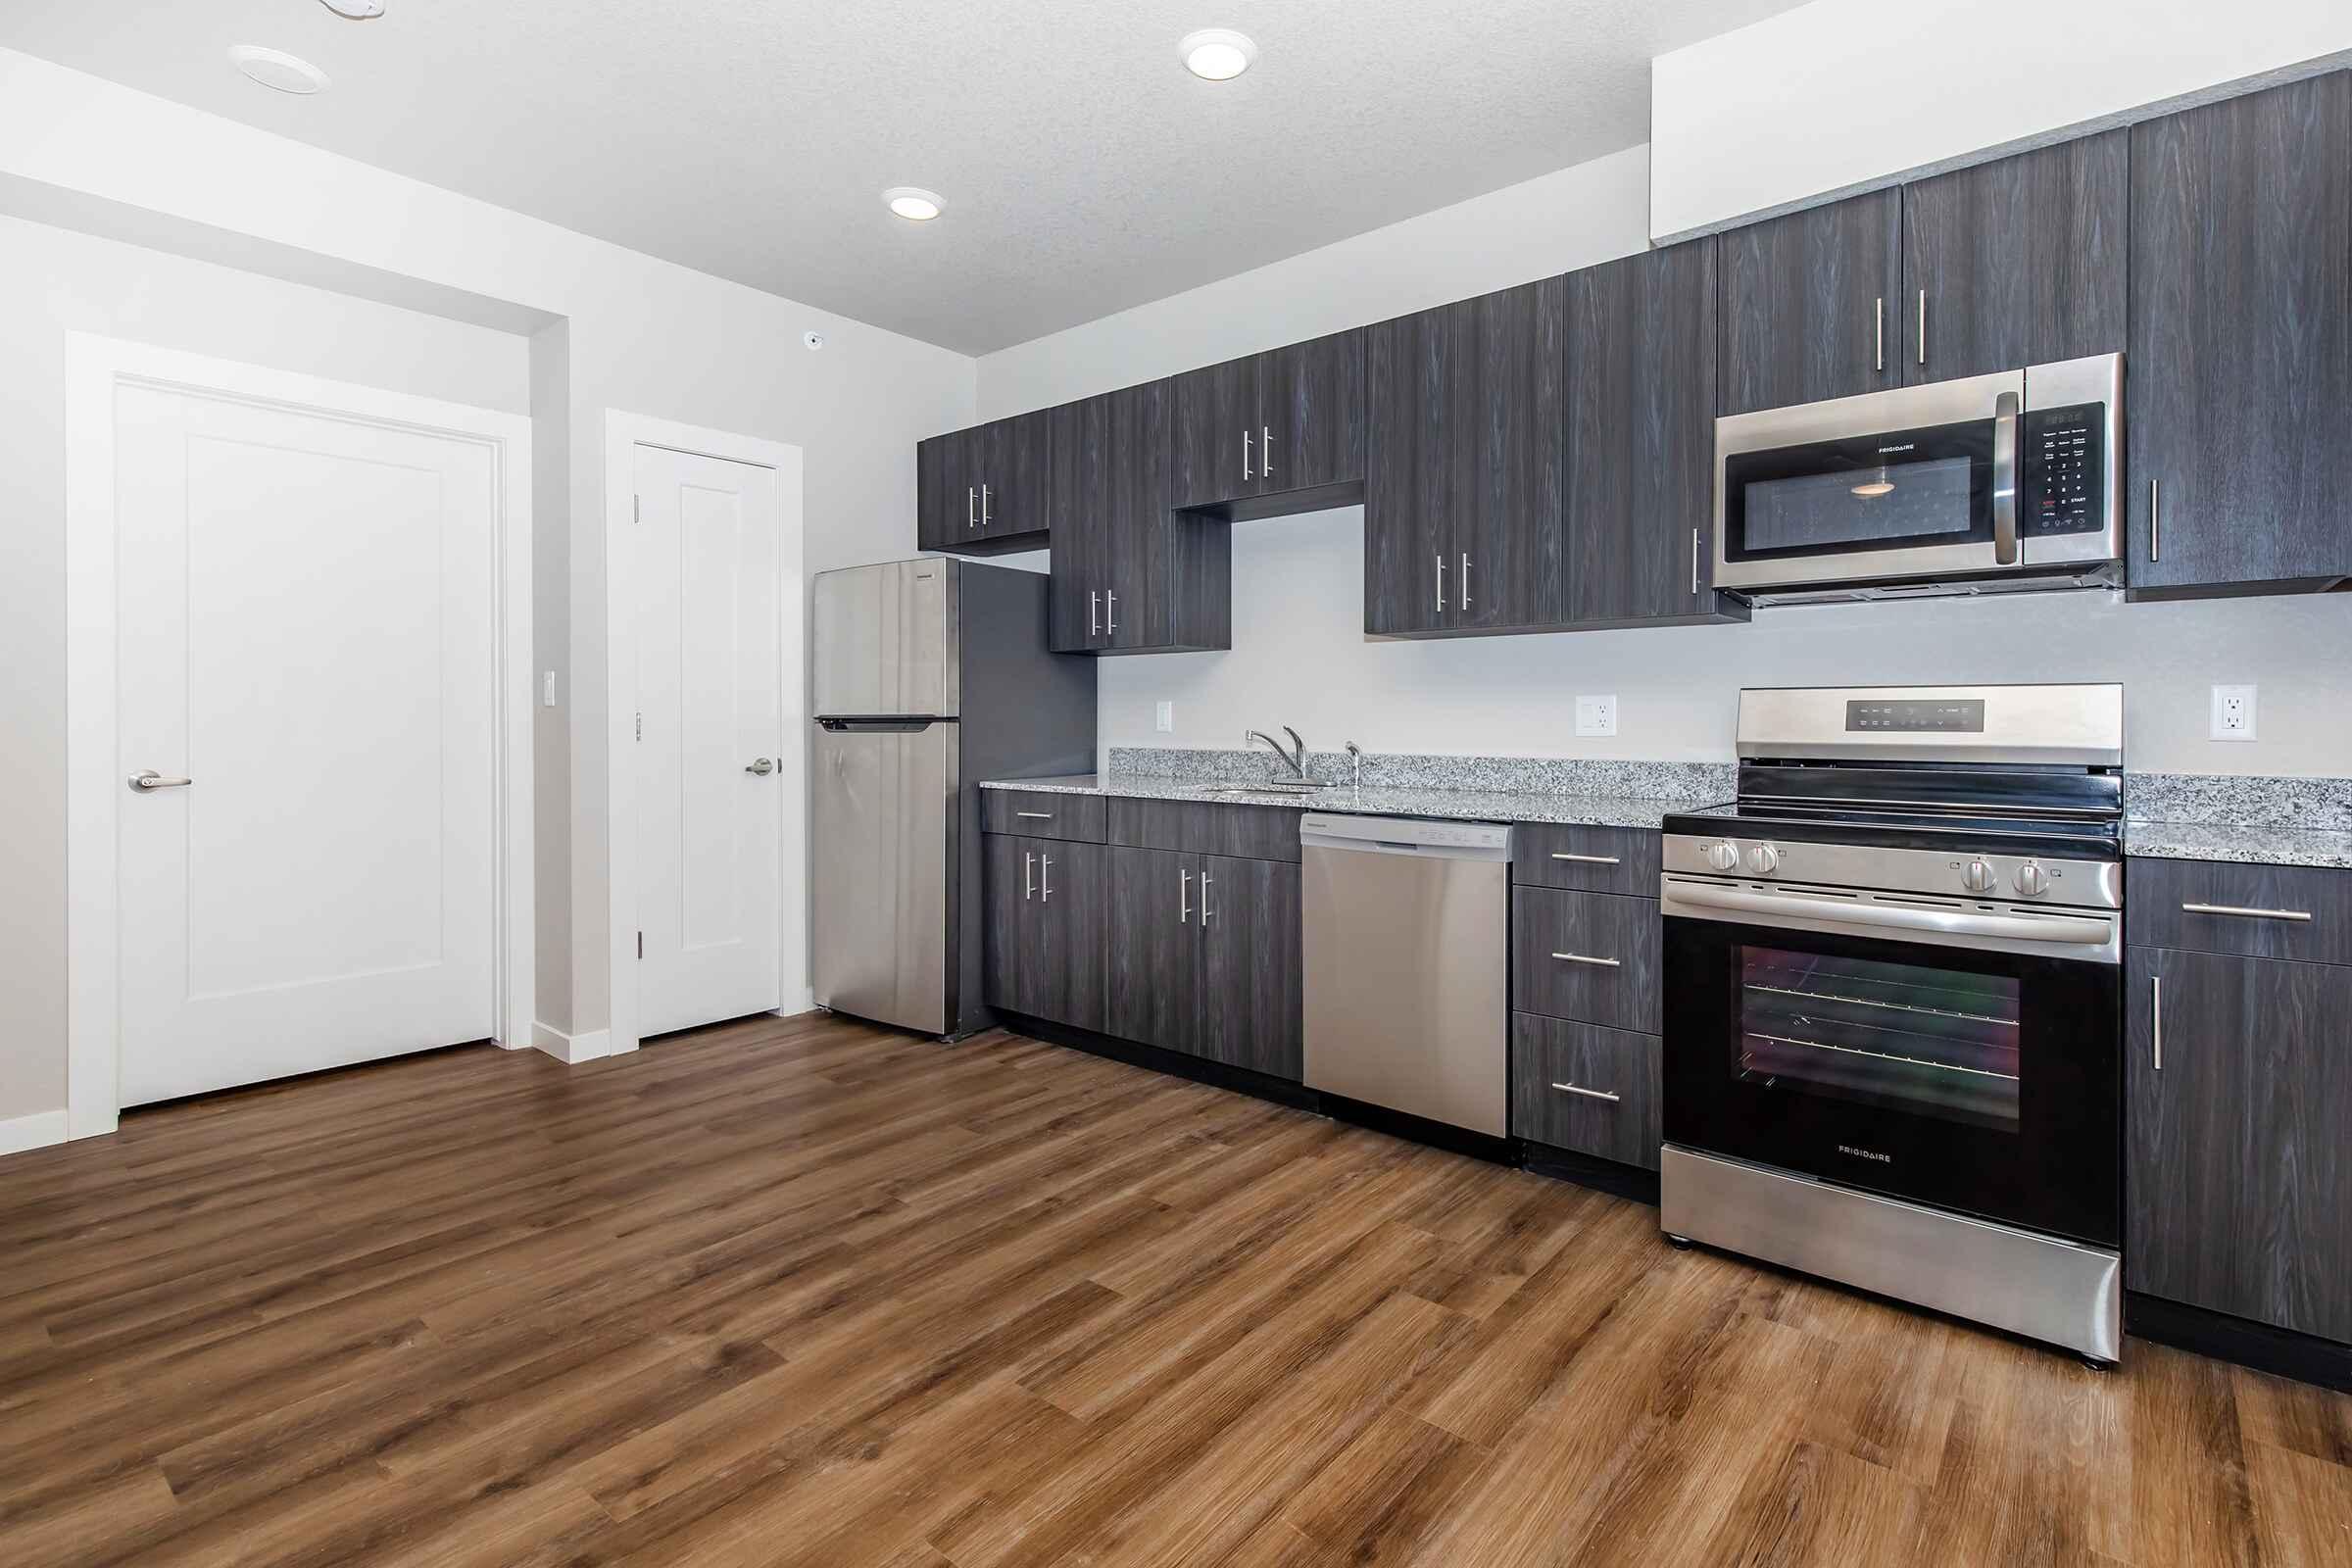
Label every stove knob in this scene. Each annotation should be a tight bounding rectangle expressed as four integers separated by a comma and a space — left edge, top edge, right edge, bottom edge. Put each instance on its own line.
1744, 843, 1780, 877
1705, 841, 1740, 872
1962, 858, 1998, 894
2014, 860, 2049, 898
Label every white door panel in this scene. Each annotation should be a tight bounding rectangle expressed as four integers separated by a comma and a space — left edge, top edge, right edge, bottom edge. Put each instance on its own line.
633, 445, 783, 1037
115, 386, 498, 1104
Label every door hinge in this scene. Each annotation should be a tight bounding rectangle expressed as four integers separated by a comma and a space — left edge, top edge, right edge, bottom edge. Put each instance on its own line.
633, 494, 641, 524
637, 931, 643, 960
635, 711, 642, 742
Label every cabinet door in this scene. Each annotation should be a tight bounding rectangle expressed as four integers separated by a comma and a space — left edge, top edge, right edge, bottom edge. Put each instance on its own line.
1453, 277, 1565, 631
1902, 130, 2127, 385
1260, 330, 1367, 497
2129, 74, 2352, 594
1105, 379, 1174, 651
969, 409, 1052, 543
915, 432, 956, 552
1719, 188, 1903, 416
982, 835, 1031, 1013
2127, 947, 2352, 1343
1196, 856, 1302, 1081
1170, 356, 1253, 510
1045, 398, 1101, 652
1028, 840, 1107, 1032
1365, 300, 1470, 635
1570, 242, 1718, 623
1106, 846, 1199, 1054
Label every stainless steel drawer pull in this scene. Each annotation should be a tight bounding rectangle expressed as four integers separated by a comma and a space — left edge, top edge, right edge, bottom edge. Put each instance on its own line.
1015, 810, 1054, 819
1549, 852, 1621, 865
1551, 1082, 1621, 1103
2180, 902, 2312, 922
1550, 952, 1621, 968
2151, 973, 2162, 1072
1023, 852, 1035, 901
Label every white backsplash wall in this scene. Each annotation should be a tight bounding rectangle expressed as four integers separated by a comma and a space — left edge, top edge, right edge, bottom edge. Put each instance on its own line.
1096, 507, 2352, 778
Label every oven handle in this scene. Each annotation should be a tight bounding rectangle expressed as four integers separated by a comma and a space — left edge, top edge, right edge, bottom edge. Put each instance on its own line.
1663, 878, 2115, 949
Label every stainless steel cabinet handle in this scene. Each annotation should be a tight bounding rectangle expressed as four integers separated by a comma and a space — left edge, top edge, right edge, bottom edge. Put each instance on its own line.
1090, 590, 1100, 638
1242, 427, 1252, 483
2180, 902, 2313, 922
1460, 554, 1471, 610
1261, 425, 1273, 479
967, 486, 976, 529
744, 758, 775, 775
1015, 810, 1053, 820
1991, 389, 2020, 566
1179, 868, 1190, 924
1918, 289, 1927, 366
1551, 1082, 1621, 1103
1690, 528, 1701, 598
1105, 591, 1117, 634
1874, 296, 1885, 372
128, 770, 192, 791
1550, 952, 1622, 967
1024, 852, 1035, 901
2151, 973, 2162, 1071
1041, 855, 1053, 902
1200, 871, 1214, 924
1434, 553, 1446, 613
2149, 479, 2160, 562
981, 483, 991, 527
1549, 852, 1621, 865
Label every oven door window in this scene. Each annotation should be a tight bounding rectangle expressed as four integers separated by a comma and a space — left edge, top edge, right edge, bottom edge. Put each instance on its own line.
1724, 417, 1993, 562
1661, 916, 2120, 1248
1740, 947, 2019, 1132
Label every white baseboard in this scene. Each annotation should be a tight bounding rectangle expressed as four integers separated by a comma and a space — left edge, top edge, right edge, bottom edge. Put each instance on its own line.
530, 1021, 613, 1064
0, 1109, 71, 1158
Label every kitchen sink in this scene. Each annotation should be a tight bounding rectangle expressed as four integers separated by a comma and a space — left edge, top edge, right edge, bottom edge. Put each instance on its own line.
1193, 781, 1332, 795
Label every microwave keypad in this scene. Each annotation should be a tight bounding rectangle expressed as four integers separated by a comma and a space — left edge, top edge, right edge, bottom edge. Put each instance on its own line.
2020, 404, 2103, 536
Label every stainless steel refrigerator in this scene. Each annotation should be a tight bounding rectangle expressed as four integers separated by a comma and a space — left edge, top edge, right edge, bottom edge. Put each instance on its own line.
811, 559, 1096, 1037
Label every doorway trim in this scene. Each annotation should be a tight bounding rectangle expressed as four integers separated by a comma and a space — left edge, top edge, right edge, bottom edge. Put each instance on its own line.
603, 411, 807, 1060
64, 333, 535, 1141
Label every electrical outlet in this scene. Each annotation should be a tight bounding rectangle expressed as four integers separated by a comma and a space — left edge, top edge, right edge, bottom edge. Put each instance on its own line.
1574, 695, 1618, 738
2210, 684, 2257, 741
1154, 701, 1173, 733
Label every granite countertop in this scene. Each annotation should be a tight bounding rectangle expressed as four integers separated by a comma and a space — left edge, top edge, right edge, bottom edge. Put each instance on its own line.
980, 774, 1700, 831
2124, 820, 2352, 870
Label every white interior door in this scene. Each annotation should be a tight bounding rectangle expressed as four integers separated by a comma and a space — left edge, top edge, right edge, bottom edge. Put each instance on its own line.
114, 383, 498, 1105
632, 443, 784, 1037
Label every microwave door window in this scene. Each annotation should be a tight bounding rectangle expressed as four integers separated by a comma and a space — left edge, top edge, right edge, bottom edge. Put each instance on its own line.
1742, 457, 1976, 553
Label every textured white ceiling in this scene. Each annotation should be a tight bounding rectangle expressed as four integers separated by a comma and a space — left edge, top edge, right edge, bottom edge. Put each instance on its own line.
0, 1, 1809, 354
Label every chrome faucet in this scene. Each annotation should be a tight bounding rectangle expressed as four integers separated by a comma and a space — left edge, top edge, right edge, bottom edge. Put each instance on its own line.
1345, 741, 1362, 792
1245, 726, 1308, 781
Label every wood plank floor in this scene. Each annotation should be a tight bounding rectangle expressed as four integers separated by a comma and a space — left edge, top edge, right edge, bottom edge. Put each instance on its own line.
3, 1012, 2347, 1567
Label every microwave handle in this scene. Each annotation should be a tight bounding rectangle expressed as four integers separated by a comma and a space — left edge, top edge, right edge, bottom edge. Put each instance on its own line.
1991, 389, 2020, 566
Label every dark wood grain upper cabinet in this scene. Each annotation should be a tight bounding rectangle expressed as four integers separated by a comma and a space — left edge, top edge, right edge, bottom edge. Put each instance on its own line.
1719, 188, 1903, 416
1568, 240, 1727, 623
2129, 73, 2352, 597
1901, 130, 2128, 384
2127, 945, 2352, 1343
1196, 855, 1302, 1080
1366, 280, 1564, 635
1048, 380, 1227, 656
915, 429, 967, 551
1170, 356, 1252, 511
1171, 332, 1366, 514
968, 409, 1052, 544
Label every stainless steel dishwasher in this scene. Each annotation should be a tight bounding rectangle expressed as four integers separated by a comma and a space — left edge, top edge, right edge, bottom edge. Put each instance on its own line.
1300, 813, 1513, 1136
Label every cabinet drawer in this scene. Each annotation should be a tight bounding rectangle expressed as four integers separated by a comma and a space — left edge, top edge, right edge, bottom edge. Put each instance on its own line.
982, 789, 1106, 843
1510, 1014, 1661, 1170
2127, 858, 2352, 967
1108, 798, 1301, 862
1511, 888, 1661, 1032
1512, 823, 1661, 895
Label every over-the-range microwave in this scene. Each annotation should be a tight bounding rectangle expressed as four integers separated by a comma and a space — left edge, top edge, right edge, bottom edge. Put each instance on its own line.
1712, 353, 2122, 604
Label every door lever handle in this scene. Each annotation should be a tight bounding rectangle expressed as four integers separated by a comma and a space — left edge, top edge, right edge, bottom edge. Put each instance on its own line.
128, 770, 192, 791
744, 759, 776, 776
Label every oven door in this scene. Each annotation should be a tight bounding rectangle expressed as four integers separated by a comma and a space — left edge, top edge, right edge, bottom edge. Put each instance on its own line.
1661, 904, 2120, 1247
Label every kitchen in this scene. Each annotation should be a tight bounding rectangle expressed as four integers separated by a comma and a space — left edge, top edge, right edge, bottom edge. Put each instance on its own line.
5, 4, 2351, 1565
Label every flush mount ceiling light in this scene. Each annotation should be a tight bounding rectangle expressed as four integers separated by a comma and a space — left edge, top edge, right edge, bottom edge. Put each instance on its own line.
1179, 28, 1258, 81
229, 45, 330, 94
882, 187, 945, 221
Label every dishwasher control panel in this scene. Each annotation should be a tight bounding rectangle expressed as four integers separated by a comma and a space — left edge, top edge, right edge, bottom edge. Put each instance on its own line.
1299, 813, 1512, 856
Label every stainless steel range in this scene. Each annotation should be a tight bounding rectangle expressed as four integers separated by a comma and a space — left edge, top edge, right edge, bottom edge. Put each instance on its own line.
1658, 684, 2126, 1363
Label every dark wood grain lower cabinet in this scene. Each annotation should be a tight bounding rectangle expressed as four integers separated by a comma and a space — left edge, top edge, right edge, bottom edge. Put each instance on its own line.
1107, 846, 1199, 1054
1510, 888, 1663, 1034
1510, 1014, 1662, 1170
1197, 856, 1302, 1080
982, 834, 1027, 1012
2127, 946, 2352, 1343
1027, 840, 1106, 1032
2125, 858, 2352, 967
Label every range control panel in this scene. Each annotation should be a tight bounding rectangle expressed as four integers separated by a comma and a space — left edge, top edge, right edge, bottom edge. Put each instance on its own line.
2019, 403, 2105, 536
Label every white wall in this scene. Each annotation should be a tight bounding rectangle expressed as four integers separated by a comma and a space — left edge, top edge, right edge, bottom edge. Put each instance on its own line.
972, 104, 2352, 788
1650, 0, 2352, 238
0, 48, 976, 1121
0, 214, 533, 1121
